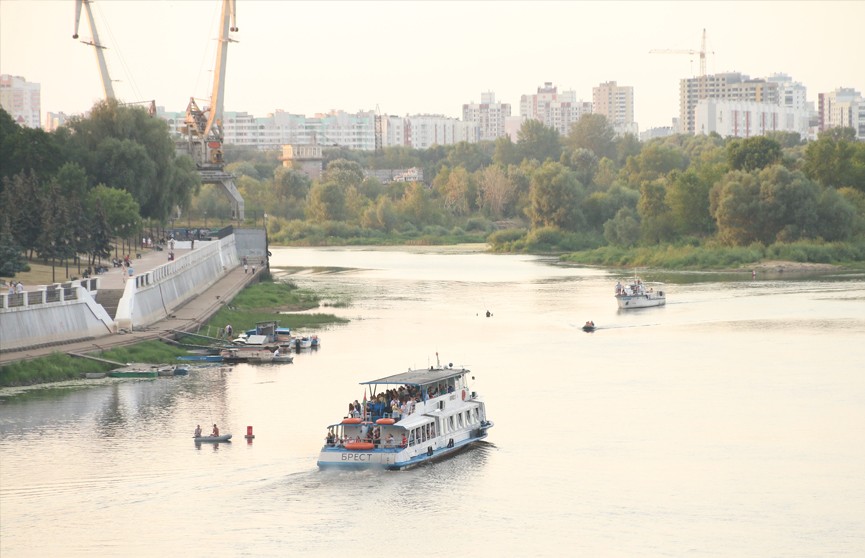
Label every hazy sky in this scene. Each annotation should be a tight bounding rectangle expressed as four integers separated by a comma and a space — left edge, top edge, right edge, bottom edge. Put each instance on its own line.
2, 0, 863, 131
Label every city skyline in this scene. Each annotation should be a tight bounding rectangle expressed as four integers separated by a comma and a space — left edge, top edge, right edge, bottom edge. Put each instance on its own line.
1, 0, 863, 131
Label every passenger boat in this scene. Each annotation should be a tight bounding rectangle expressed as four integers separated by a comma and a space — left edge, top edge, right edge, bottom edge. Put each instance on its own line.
614, 276, 666, 309
220, 347, 291, 364
317, 358, 493, 470
194, 434, 232, 443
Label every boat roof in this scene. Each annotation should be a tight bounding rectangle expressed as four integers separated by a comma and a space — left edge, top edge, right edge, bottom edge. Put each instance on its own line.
360, 366, 469, 387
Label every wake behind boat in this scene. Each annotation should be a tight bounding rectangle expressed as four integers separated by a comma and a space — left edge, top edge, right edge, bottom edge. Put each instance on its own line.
615, 276, 666, 309
317, 358, 493, 471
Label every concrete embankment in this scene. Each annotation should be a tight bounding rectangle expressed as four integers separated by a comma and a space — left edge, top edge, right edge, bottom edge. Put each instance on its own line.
0, 230, 267, 363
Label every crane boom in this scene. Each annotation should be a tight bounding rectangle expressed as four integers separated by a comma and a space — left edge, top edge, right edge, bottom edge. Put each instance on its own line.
180, 0, 244, 221
650, 28, 710, 77
72, 0, 115, 99
203, 0, 237, 140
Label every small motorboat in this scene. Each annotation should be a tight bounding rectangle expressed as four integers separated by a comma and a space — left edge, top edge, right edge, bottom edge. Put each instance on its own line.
194, 434, 232, 443
582, 321, 596, 332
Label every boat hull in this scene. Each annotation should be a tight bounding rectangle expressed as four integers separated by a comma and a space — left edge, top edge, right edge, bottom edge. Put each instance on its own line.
194, 434, 232, 443
317, 423, 493, 471
616, 293, 666, 309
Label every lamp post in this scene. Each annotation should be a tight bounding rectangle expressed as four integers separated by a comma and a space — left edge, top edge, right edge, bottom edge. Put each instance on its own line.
51, 240, 56, 283
64, 239, 70, 279
76, 235, 81, 275
204, 210, 208, 230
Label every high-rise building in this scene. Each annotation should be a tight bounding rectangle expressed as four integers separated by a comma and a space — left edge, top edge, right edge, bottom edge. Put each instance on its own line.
818, 88, 865, 140
520, 82, 592, 136
592, 81, 637, 136
679, 72, 779, 135
695, 99, 810, 138
0, 74, 41, 129
462, 91, 511, 141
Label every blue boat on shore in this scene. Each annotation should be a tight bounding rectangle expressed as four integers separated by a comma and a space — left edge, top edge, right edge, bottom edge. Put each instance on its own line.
177, 355, 223, 362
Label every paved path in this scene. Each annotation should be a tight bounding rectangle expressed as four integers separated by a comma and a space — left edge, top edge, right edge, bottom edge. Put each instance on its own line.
0, 246, 257, 366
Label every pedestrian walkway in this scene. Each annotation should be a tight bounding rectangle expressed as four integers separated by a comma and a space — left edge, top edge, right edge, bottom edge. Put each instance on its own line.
0, 246, 257, 366
98, 247, 190, 289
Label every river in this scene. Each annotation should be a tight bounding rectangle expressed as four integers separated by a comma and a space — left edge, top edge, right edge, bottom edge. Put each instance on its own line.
2, 245, 864, 557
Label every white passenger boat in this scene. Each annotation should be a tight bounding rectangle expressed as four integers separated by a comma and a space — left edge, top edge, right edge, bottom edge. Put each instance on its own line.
614, 276, 666, 309
317, 359, 493, 470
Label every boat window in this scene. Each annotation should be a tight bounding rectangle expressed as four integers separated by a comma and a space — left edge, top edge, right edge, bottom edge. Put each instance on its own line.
448, 415, 455, 431
420, 428, 426, 442
457, 414, 463, 428
473, 408, 480, 421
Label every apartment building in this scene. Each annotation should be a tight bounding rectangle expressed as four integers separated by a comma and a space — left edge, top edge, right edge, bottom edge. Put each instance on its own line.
0, 74, 41, 128
695, 98, 810, 138
818, 88, 865, 140
592, 81, 637, 136
520, 82, 592, 136
679, 72, 779, 135
462, 91, 511, 141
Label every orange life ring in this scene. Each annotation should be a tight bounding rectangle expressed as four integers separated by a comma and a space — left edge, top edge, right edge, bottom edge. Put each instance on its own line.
341, 418, 362, 424
344, 442, 374, 450
376, 418, 395, 425
461, 389, 466, 401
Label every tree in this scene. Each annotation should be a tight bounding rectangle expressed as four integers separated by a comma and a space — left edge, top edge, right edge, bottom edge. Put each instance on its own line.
710, 171, 762, 245
803, 128, 865, 191
62, 99, 199, 220
306, 181, 347, 222
493, 135, 520, 168
563, 148, 599, 188
582, 184, 639, 232
637, 179, 674, 244
624, 142, 687, 188
527, 161, 586, 231
273, 167, 311, 219
477, 165, 516, 218
727, 136, 782, 172
814, 187, 857, 241
2, 172, 43, 258
517, 120, 561, 164
603, 207, 641, 247
0, 215, 26, 277
439, 166, 475, 216
87, 184, 141, 237
666, 169, 715, 237
0, 108, 61, 187
446, 141, 493, 172
565, 114, 616, 160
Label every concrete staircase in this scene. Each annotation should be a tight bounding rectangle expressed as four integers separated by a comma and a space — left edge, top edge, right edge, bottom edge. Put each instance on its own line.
95, 289, 124, 320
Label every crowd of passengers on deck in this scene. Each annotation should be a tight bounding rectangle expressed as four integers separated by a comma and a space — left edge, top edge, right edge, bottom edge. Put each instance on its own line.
344, 381, 458, 423
326, 422, 439, 449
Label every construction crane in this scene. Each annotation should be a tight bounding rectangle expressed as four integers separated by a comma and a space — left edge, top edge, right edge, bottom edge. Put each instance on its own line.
72, 0, 115, 100
650, 28, 712, 77
180, 0, 245, 221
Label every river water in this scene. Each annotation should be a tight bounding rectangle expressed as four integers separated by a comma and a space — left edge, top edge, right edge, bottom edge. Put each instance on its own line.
2, 245, 864, 557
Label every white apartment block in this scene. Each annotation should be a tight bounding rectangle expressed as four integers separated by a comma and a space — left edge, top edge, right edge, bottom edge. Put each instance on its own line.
818, 88, 865, 140
463, 91, 511, 141
679, 72, 780, 135
520, 82, 592, 136
0, 74, 41, 129
695, 99, 810, 139
403, 115, 478, 149
592, 81, 637, 136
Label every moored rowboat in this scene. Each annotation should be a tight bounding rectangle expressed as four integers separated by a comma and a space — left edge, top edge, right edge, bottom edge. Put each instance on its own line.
194, 434, 232, 443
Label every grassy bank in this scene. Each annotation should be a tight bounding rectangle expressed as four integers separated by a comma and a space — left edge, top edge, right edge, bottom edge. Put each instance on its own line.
560, 240, 865, 271
0, 341, 189, 388
1, 276, 348, 388
198, 276, 349, 337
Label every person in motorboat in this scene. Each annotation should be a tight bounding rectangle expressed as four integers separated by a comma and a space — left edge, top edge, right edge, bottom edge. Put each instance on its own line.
385, 433, 395, 447
211, 424, 220, 437
326, 429, 336, 446
194, 424, 202, 438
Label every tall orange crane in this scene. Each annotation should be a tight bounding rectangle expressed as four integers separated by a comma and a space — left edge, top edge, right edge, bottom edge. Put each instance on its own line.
650, 28, 712, 77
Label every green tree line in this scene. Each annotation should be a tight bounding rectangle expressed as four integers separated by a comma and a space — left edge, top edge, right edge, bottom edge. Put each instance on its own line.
1, 101, 200, 276
3, 100, 864, 277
